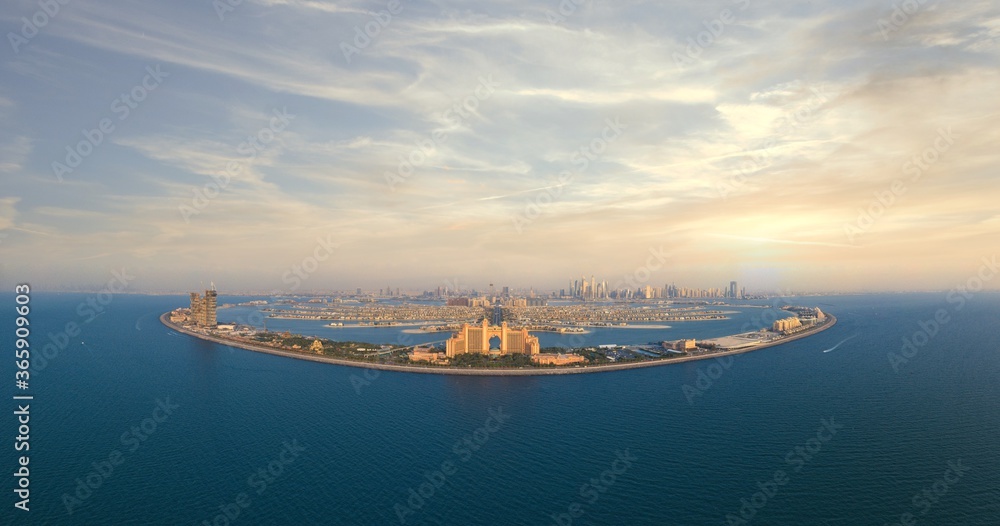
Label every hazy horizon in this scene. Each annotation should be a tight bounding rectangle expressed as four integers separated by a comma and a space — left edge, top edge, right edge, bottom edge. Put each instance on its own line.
2, 0, 999, 293
16, 281, 1000, 296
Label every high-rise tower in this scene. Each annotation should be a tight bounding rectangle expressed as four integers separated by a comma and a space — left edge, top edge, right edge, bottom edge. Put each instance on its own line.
188, 288, 218, 327
204, 289, 217, 326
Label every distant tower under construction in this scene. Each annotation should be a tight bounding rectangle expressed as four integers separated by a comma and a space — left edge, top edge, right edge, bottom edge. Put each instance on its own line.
189, 287, 218, 327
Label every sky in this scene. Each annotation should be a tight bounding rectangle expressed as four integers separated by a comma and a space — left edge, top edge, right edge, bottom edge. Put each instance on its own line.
1, 0, 999, 293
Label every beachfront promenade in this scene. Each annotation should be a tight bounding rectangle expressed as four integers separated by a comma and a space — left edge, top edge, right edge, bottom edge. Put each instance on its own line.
160, 312, 837, 376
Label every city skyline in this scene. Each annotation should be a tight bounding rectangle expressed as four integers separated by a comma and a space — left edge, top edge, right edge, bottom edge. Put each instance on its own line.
2, 1, 1000, 293
48, 275, 979, 296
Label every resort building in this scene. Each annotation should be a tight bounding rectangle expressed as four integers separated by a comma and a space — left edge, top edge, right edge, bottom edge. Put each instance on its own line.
531, 353, 586, 366
445, 319, 540, 357
773, 317, 802, 333
665, 339, 697, 351
409, 347, 449, 364
800, 307, 827, 323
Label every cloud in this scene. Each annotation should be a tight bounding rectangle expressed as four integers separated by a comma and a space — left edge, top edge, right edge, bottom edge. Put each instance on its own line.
0, 197, 20, 231
1, 0, 998, 291
0, 136, 32, 173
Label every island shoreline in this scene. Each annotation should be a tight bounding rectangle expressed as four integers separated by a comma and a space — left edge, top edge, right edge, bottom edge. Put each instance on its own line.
160, 312, 837, 376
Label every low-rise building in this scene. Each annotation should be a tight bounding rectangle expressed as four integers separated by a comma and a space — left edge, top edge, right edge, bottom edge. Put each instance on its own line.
409, 347, 449, 364
169, 309, 188, 323
665, 339, 697, 351
531, 353, 587, 366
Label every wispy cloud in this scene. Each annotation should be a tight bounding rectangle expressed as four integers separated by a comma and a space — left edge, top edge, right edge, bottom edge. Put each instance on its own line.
0, 136, 32, 173
1, 0, 998, 291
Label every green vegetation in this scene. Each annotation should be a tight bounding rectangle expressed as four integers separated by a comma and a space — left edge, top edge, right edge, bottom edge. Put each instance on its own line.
575, 348, 612, 364
451, 353, 537, 368
251, 332, 410, 363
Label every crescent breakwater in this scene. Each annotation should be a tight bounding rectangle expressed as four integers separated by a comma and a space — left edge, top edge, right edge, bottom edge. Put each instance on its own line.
159, 312, 837, 376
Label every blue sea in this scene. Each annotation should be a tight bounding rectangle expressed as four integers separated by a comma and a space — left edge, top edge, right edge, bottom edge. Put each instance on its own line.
2, 292, 999, 525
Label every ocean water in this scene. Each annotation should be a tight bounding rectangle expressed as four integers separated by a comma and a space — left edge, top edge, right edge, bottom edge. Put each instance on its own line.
2, 292, 998, 525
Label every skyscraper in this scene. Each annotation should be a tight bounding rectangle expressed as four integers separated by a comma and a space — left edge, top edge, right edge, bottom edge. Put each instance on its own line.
188, 288, 217, 327
189, 292, 203, 323
729, 281, 738, 299
204, 289, 217, 326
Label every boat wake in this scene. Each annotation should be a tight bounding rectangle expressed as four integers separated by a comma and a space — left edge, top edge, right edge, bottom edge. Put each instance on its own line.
822, 333, 859, 353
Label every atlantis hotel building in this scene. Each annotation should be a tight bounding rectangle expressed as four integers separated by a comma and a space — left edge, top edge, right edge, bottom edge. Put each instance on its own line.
445, 319, 540, 358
